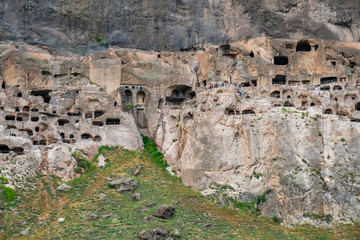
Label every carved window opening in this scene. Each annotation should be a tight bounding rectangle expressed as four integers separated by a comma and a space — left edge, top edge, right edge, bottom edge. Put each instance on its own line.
321, 77, 337, 84
272, 75, 286, 85
106, 118, 120, 125
92, 121, 104, 127
274, 56, 289, 65
242, 109, 255, 115
58, 119, 70, 126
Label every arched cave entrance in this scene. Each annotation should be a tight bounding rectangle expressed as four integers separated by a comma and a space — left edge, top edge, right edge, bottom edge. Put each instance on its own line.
324, 109, 333, 114
136, 91, 146, 105
270, 91, 281, 98
124, 90, 133, 105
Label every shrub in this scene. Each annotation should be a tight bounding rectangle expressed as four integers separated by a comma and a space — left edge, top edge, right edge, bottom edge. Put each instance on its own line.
125, 104, 133, 111
74, 167, 82, 174
318, 131, 322, 137
143, 135, 168, 170
271, 216, 281, 223
0, 184, 16, 202
72, 152, 94, 174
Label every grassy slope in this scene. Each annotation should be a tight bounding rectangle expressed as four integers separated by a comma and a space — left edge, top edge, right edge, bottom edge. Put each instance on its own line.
0, 146, 359, 240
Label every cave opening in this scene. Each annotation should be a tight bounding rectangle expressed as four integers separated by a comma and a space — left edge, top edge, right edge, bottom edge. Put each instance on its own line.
31, 90, 52, 103
272, 75, 286, 85
270, 91, 281, 98
92, 121, 104, 127
274, 56, 289, 65
31, 117, 39, 122
58, 119, 70, 126
321, 77, 337, 84
324, 109, 333, 114
296, 40, 311, 52
94, 136, 102, 142
242, 109, 255, 115
166, 85, 194, 105
106, 118, 120, 125
12, 147, 24, 155
0, 145, 10, 153
320, 86, 330, 91
5, 115, 15, 121
81, 133, 92, 140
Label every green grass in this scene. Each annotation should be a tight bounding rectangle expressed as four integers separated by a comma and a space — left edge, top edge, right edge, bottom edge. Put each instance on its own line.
0, 145, 359, 239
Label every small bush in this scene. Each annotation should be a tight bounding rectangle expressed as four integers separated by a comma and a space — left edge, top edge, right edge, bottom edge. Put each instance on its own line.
0, 184, 16, 202
72, 152, 94, 174
125, 104, 133, 111
271, 216, 281, 223
318, 131, 322, 137
0, 176, 9, 184
74, 167, 82, 174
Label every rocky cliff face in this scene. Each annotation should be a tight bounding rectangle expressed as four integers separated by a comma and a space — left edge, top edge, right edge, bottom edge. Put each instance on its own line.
0, 1, 360, 227
124, 38, 360, 226
0, 0, 359, 52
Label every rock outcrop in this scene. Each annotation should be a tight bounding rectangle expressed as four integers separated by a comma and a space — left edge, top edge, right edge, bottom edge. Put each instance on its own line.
0, 1, 360, 51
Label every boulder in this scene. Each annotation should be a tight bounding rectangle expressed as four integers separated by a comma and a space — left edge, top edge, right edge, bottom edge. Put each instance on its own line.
57, 184, 72, 192
99, 193, 107, 198
89, 214, 98, 220
130, 193, 142, 201
153, 205, 175, 219
145, 202, 156, 208
132, 165, 143, 176
138, 231, 153, 240
20, 229, 29, 236
109, 177, 139, 193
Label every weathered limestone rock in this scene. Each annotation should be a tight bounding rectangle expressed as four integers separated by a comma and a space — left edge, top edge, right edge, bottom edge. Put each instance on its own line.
1, 1, 360, 51
109, 177, 139, 193
153, 205, 175, 219
131, 165, 143, 176
130, 193, 142, 201
0, 36, 359, 227
57, 184, 72, 192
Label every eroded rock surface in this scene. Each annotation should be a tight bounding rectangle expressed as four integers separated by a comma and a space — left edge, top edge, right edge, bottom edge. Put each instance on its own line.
0, 1, 360, 51
0, 37, 359, 226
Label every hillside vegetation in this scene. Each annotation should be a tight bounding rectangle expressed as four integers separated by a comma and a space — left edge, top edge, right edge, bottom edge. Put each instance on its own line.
0, 139, 359, 239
